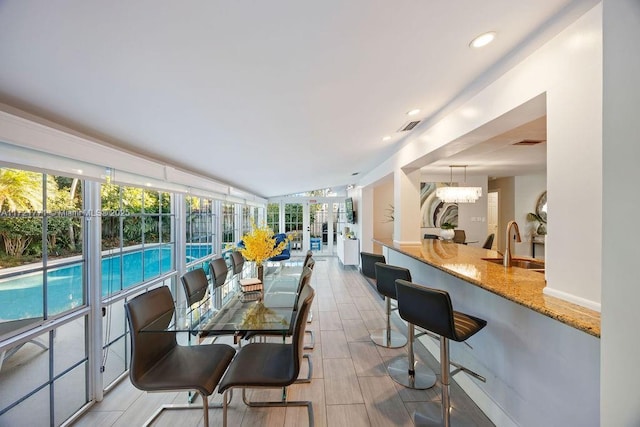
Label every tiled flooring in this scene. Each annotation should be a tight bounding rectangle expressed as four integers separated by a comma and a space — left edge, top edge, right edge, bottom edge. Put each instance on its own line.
73, 257, 493, 426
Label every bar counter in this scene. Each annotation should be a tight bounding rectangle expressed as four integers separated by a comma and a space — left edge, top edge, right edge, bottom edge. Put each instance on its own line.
373, 238, 600, 426
373, 238, 600, 337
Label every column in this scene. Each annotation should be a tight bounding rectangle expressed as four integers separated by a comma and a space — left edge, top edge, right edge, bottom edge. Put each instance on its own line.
393, 167, 421, 245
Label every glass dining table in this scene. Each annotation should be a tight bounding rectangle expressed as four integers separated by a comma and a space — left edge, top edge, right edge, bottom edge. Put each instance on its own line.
143, 262, 305, 341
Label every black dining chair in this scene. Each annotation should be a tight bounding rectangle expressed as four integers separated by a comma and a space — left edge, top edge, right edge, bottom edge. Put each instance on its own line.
209, 257, 234, 307
229, 250, 258, 286
210, 257, 230, 288
303, 250, 314, 268
245, 263, 316, 355
181, 268, 210, 308
482, 233, 495, 250
302, 253, 316, 324
181, 268, 241, 342
453, 229, 467, 244
229, 250, 245, 279
218, 283, 316, 427
266, 259, 315, 294
125, 286, 236, 427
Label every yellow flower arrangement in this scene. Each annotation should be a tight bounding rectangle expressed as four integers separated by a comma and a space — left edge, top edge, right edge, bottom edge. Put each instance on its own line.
238, 220, 291, 266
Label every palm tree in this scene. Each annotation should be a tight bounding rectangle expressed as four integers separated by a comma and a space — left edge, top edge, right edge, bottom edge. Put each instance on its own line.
0, 168, 43, 257
0, 168, 43, 211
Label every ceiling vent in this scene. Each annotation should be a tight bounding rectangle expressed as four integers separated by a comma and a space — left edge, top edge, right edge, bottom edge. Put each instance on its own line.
398, 120, 421, 132
512, 139, 545, 146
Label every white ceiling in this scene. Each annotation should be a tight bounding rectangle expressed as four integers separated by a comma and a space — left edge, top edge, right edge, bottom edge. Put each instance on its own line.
0, 1, 589, 198
420, 116, 547, 178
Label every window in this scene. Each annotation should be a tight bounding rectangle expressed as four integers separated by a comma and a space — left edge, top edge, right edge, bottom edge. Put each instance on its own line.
0, 167, 88, 426
101, 184, 175, 295
0, 168, 85, 329
99, 183, 175, 387
266, 203, 280, 233
0, 165, 270, 426
186, 196, 215, 266
284, 203, 303, 235
242, 205, 251, 235
221, 202, 237, 250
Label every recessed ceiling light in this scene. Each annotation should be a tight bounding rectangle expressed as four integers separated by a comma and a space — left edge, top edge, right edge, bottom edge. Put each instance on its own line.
407, 109, 421, 116
470, 31, 496, 48
382, 135, 392, 141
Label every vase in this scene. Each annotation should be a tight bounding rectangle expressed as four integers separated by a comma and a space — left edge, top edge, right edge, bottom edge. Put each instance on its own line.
440, 229, 455, 240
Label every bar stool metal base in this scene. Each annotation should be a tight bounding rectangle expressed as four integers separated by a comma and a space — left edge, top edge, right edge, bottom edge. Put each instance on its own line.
413, 401, 477, 427
371, 295, 408, 348
370, 329, 407, 348
387, 356, 437, 390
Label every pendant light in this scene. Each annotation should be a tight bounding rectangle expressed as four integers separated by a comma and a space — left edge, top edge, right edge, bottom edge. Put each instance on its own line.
435, 165, 482, 203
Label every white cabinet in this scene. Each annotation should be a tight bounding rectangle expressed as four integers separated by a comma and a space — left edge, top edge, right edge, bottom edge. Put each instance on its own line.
337, 235, 359, 266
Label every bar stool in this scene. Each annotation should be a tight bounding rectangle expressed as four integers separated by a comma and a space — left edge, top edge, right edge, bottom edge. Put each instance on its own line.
360, 251, 385, 282
376, 263, 437, 390
371, 262, 408, 348
395, 279, 487, 427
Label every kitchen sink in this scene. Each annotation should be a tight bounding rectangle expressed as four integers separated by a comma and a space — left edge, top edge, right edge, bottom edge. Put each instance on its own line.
482, 257, 545, 271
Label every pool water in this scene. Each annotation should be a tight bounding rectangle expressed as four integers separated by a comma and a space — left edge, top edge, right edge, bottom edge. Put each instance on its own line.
0, 245, 211, 322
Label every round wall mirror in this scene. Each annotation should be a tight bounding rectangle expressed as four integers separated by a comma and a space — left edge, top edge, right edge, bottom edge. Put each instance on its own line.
536, 191, 547, 223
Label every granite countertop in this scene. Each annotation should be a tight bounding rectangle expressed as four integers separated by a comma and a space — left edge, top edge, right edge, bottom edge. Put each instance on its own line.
374, 238, 600, 338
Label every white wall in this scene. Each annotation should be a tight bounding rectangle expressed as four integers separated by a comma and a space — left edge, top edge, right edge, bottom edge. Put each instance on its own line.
543, 5, 602, 310
362, 4, 603, 309
601, 0, 640, 424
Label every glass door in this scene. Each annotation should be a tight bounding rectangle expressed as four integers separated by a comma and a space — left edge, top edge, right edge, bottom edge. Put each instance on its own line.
334, 200, 348, 253
276, 198, 348, 258
308, 199, 348, 256
309, 202, 331, 256
283, 202, 304, 257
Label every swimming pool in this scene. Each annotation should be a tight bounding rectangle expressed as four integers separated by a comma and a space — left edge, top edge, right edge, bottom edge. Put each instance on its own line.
0, 244, 212, 322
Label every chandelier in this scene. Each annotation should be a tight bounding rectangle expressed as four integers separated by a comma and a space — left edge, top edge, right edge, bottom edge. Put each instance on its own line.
435, 165, 482, 203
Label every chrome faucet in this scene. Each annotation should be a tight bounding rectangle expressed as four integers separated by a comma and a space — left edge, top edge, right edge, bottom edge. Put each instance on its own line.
504, 220, 522, 267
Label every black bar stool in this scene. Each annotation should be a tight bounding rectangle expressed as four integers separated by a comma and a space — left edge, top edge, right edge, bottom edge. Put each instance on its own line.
371, 262, 408, 348
360, 251, 385, 282
376, 263, 437, 390
395, 279, 487, 427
